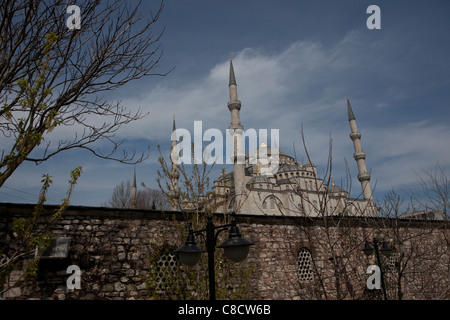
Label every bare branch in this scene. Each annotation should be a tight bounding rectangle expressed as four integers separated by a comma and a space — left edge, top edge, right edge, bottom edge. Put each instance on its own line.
0, 0, 171, 187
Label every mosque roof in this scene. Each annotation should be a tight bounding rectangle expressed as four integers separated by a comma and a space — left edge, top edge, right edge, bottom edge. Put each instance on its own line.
247, 146, 290, 159
277, 163, 303, 173
328, 184, 347, 193
246, 175, 272, 187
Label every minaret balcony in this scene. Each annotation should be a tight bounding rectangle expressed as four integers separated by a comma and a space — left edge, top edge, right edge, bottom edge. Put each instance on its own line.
230, 153, 246, 164
357, 172, 371, 182
228, 125, 244, 132
353, 151, 366, 161
349, 131, 361, 141
171, 171, 180, 179
227, 101, 242, 111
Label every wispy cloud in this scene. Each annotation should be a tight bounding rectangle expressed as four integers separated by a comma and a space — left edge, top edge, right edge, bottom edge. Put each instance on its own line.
2, 27, 449, 206
110, 30, 450, 199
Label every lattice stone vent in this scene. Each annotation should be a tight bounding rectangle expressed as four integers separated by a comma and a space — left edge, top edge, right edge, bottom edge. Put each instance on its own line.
155, 252, 178, 291
298, 248, 314, 282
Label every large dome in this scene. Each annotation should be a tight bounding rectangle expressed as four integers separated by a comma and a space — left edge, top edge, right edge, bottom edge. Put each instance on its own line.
247, 146, 294, 166
277, 163, 303, 173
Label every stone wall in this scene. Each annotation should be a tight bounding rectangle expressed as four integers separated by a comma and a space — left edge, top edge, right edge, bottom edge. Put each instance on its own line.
0, 204, 180, 300
244, 216, 449, 300
1, 203, 448, 300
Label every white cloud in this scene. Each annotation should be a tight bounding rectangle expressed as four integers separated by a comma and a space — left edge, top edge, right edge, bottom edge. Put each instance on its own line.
3, 30, 449, 206
98, 31, 450, 201
366, 121, 450, 191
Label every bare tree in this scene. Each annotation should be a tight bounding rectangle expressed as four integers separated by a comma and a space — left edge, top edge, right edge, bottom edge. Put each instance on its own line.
374, 189, 449, 300
104, 180, 131, 208
411, 163, 449, 218
155, 144, 229, 218
139, 186, 171, 210
274, 128, 449, 300
365, 164, 449, 299
0, 0, 171, 187
290, 129, 369, 300
105, 180, 170, 210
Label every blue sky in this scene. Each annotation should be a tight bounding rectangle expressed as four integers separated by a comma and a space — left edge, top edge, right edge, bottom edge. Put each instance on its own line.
1, 0, 449, 208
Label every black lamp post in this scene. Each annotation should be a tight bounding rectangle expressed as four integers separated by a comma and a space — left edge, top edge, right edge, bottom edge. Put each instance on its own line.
175, 212, 254, 300
363, 238, 392, 300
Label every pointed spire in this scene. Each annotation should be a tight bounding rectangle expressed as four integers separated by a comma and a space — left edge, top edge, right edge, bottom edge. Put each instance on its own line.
171, 114, 177, 142
229, 53, 237, 87
260, 134, 267, 148
346, 93, 356, 121
131, 167, 137, 209
228, 53, 241, 110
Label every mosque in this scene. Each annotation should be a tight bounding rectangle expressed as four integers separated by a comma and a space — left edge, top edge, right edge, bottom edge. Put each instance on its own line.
165, 57, 377, 217
3, 57, 448, 301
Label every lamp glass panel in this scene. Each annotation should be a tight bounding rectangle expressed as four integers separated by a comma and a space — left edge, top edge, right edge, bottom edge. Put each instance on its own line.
178, 252, 202, 266
223, 245, 250, 262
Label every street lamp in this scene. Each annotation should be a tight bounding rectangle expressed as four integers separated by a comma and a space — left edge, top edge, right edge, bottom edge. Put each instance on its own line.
175, 212, 254, 300
175, 225, 204, 266
363, 238, 392, 300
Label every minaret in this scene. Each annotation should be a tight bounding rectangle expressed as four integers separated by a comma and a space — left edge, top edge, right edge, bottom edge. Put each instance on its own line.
228, 54, 246, 213
170, 114, 180, 210
131, 167, 137, 209
347, 94, 373, 201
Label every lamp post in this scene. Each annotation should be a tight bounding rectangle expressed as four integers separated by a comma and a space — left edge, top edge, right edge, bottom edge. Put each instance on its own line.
175, 212, 254, 300
363, 238, 392, 300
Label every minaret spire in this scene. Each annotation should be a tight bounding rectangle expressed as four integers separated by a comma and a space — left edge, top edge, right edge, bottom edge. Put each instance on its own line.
229, 53, 237, 86
172, 113, 176, 132
130, 167, 137, 209
170, 114, 180, 210
228, 55, 245, 213
347, 94, 373, 203
346, 92, 356, 121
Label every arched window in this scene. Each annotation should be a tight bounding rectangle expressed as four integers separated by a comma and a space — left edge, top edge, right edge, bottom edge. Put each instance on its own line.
270, 198, 275, 209
263, 196, 281, 210
298, 248, 314, 282
312, 200, 318, 212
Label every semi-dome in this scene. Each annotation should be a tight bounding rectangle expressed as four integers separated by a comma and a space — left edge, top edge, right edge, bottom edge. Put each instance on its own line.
328, 184, 347, 194
246, 175, 272, 187
214, 171, 233, 183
